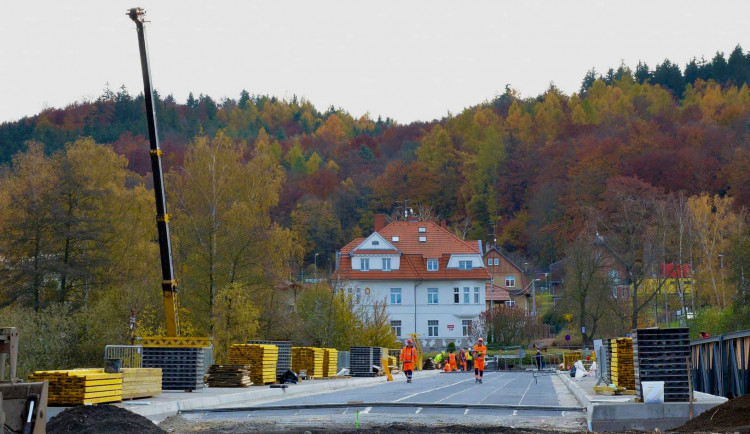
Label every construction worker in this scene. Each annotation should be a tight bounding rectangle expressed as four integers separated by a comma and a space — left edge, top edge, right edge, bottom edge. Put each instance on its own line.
448, 350, 458, 372
433, 351, 444, 368
458, 348, 467, 372
472, 337, 487, 383
466, 349, 473, 371
443, 360, 453, 372
400, 339, 418, 383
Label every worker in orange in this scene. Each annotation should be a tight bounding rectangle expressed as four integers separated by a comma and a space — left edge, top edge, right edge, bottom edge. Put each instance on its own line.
472, 337, 487, 383
443, 361, 453, 372
458, 348, 467, 372
448, 350, 458, 372
400, 339, 418, 383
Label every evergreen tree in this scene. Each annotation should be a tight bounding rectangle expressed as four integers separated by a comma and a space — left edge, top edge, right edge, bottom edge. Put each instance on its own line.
727, 45, 748, 86
711, 51, 729, 83
635, 61, 650, 83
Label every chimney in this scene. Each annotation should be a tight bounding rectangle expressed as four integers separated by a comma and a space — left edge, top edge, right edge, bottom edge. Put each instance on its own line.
374, 213, 387, 232
441, 220, 447, 229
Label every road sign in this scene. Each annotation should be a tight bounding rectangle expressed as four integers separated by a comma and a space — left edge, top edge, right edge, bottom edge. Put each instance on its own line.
565, 334, 571, 341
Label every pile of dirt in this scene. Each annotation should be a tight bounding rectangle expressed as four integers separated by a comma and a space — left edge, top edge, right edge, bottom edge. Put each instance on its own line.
47, 405, 164, 434
677, 394, 750, 432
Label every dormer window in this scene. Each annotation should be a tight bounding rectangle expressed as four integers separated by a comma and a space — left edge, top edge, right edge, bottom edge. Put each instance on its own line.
418, 236, 427, 243
392, 236, 400, 243
372, 241, 380, 246
418, 227, 427, 233
361, 258, 370, 271
458, 260, 472, 270
427, 259, 438, 271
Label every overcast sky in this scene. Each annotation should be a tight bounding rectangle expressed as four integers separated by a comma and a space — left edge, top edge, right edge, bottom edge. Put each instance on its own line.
3, 1, 750, 124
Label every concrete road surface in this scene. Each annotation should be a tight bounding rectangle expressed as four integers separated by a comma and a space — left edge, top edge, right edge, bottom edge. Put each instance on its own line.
162, 371, 587, 432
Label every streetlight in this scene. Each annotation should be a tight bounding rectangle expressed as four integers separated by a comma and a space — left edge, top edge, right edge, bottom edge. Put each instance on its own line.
314, 252, 319, 283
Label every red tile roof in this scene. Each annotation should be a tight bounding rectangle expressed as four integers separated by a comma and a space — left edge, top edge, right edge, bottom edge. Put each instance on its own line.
334, 221, 490, 281
378, 221, 480, 257
350, 249, 399, 255
485, 283, 510, 301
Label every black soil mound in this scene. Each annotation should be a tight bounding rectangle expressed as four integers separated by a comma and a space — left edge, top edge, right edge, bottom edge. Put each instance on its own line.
677, 394, 750, 432
47, 405, 165, 434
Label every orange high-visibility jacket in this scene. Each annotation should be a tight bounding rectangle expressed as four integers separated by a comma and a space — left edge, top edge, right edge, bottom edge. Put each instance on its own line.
401, 346, 417, 370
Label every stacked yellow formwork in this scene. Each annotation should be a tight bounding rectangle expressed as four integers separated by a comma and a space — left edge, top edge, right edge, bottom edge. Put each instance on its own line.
229, 344, 278, 385
563, 351, 582, 370
610, 338, 635, 390
292, 347, 326, 377
323, 348, 338, 377
29, 369, 122, 405
121, 368, 162, 399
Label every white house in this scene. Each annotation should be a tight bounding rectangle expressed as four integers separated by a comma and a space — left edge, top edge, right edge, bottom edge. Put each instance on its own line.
333, 216, 490, 350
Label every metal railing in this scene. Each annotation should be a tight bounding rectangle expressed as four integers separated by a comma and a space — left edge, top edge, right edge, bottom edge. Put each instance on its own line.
691, 329, 750, 398
337, 351, 350, 371
104, 345, 143, 368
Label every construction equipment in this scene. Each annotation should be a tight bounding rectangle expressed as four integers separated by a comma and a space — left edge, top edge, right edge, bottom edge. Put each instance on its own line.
127, 7, 209, 349
408, 333, 423, 371
1, 327, 48, 434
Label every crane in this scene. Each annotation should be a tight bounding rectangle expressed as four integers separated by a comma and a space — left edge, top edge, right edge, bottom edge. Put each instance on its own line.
128, 8, 208, 347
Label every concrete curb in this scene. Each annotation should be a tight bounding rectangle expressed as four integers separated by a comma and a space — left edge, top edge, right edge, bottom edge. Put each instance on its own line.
557, 372, 728, 431
121, 370, 442, 420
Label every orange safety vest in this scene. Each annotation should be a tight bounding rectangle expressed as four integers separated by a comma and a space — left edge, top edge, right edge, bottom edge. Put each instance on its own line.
401, 346, 417, 368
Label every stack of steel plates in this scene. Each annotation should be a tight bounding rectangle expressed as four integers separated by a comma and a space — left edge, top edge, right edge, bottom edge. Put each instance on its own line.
142, 347, 205, 391
633, 328, 690, 402
120, 368, 162, 399
610, 337, 635, 390
29, 369, 122, 405
322, 348, 338, 377
350, 346, 381, 377
602, 338, 613, 382
247, 340, 291, 380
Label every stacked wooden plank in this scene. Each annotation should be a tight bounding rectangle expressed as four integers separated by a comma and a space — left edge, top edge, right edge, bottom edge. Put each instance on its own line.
323, 348, 338, 377
563, 351, 582, 370
248, 340, 291, 380
230, 344, 278, 385
29, 369, 122, 405
121, 368, 162, 399
206, 365, 252, 387
633, 328, 690, 402
610, 337, 635, 390
291, 347, 325, 377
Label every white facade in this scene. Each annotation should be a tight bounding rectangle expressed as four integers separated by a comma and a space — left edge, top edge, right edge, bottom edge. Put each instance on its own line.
344, 278, 486, 347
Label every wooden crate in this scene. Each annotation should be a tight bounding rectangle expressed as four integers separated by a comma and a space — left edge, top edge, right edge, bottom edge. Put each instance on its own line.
121, 368, 162, 399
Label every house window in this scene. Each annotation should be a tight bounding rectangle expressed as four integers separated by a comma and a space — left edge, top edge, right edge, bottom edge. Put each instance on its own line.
609, 269, 618, 282
391, 320, 402, 337
372, 240, 379, 246
382, 258, 391, 271
453, 288, 460, 303
428, 320, 439, 337
419, 227, 427, 233
392, 236, 400, 243
463, 287, 470, 304
494, 258, 499, 265
474, 287, 480, 304
459, 260, 472, 270
419, 236, 427, 243
505, 276, 515, 287
462, 320, 471, 336
390, 288, 402, 304
428, 288, 439, 304
356, 287, 362, 303
506, 299, 515, 307
487, 258, 492, 266
427, 259, 438, 271
361, 258, 369, 271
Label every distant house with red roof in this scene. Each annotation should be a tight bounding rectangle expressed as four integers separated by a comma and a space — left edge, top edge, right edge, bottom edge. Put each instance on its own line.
333, 215, 490, 349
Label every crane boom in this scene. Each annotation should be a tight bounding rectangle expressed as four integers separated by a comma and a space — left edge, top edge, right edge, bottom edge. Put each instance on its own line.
128, 8, 180, 337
